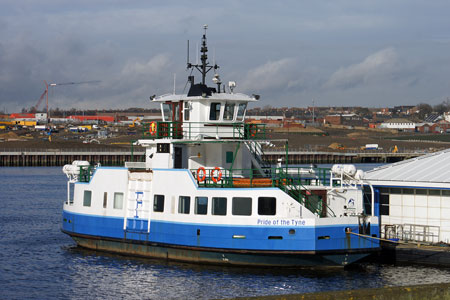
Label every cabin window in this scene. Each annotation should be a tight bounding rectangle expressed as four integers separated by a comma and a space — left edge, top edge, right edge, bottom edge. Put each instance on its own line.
258, 197, 276, 215
154, 195, 165, 212
209, 102, 221, 120
237, 103, 247, 121
390, 188, 402, 194
114, 192, 124, 209
212, 197, 227, 215
83, 190, 92, 207
415, 189, 427, 195
178, 196, 191, 214
162, 103, 172, 121
184, 102, 190, 121
195, 197, 208, 215
103, 192, 107, 208
232, 197, 252, 216
429, 189, 441, 196
224, 103, 235, 120
157, 143, 170, 153
403, 188, 414, 195
443, 190, 450, 196
68, 182, 75, 204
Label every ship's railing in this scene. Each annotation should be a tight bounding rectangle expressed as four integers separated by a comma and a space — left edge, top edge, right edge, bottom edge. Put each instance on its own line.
141, 122, 267, 140
78, 165, 94, 183
191, 167, 330, 188
191, 166, 334, 217
383, 224, 441, 244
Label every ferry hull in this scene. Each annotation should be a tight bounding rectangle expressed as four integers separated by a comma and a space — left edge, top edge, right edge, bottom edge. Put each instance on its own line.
64, 230, 375, 267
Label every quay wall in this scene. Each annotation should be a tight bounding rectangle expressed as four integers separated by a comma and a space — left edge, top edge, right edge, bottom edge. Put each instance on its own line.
234, 282, 450, 300
0, 149, 146, 167
264, 150, 422, 164
0, 149, 423, 167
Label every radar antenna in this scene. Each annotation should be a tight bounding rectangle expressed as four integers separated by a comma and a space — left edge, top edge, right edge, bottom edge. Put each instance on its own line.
186, 24, 219, 85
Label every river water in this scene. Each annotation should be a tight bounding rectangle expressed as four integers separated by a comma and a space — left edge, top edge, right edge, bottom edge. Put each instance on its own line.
1, 167, 450, 299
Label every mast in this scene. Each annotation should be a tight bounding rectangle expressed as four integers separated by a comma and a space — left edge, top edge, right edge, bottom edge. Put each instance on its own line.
187, 25, 219, 85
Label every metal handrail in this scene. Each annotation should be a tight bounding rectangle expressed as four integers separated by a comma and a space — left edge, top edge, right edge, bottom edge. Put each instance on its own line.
190, 166, 333, 217
0, 148, 145, 153
141, 121, 267, 140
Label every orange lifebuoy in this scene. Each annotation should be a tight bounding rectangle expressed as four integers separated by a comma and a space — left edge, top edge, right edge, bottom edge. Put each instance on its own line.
249, 125, 256, 137
197, 167, 206, 182
211, 167, 222, 183
149, 121, 157, 135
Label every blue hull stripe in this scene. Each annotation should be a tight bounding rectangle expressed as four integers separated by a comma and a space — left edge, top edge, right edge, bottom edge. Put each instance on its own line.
62, 210, 379, 252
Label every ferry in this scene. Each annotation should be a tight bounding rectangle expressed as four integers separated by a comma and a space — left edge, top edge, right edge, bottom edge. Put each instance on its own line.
62, 26, 380, 267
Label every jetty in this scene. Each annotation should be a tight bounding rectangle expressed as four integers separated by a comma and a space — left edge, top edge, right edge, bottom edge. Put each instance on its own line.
0, 148, 423, 166
0, 148, 145, 167
264, 150, 423, 164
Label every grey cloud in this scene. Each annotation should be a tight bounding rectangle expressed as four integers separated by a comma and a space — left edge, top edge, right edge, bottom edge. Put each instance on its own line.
325, 48, 399, 89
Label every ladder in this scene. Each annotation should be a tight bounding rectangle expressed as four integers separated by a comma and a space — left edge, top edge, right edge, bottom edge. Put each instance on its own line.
123, 174, 152, 233
244, 140, 271, 176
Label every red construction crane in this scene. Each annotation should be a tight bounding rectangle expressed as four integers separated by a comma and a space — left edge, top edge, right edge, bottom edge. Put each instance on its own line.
33, 80, 100, 122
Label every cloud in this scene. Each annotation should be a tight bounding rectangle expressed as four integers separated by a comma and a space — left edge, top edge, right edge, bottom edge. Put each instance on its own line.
240, 58, 298, 92
325, 48, 399, 89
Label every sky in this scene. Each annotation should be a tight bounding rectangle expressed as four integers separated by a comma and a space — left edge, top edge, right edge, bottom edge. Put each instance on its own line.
1, 0, 450, 112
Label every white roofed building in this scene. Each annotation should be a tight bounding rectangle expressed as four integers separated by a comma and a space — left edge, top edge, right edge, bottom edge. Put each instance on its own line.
378, 118, 415, 131
364, 149, 450, 243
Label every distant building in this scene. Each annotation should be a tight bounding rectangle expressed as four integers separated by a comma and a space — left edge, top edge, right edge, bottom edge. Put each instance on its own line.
365, 149, 450, 243
324, 113, 363, 126
424, 114, 442, 123
325, 115, 342, 125
67, 115, 115, 123
379, 118, 415, 131
416, 121, 450, 133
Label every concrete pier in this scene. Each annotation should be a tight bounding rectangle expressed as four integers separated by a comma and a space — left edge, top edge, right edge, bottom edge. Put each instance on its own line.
0, 149, 146, 167
263, 150, 423, 164
0, 149, 423, 167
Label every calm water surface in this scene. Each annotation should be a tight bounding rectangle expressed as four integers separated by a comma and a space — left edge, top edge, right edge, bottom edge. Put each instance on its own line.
1, 167, 450, 299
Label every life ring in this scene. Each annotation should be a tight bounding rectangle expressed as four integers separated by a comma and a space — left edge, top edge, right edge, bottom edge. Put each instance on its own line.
197, 167, 206, 182
149, 121, 157, 135
249, 125, 256, 137
211, 167, 222, 183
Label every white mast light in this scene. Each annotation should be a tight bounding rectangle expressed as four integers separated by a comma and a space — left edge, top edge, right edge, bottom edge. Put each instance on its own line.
228, 81, 236, 93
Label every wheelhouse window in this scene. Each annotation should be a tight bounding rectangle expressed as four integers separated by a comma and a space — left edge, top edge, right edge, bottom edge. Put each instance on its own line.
209, 102, 221, 120
258, 197, 276, 215
212, 197, 227, 215
178, 196, 191, 214
154, 195, 165, 212
237, 103, 247, 121
232, 197, 252, 216
162, 103, 172, 121
195, 197, 208, 215
224, 103, 235, 121
83, 190, 92, 207
184, 102, 190, 121
114, 192, 124, 209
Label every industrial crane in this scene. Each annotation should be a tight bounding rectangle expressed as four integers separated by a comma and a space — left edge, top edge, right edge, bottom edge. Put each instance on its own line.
32, 80, 100, 122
